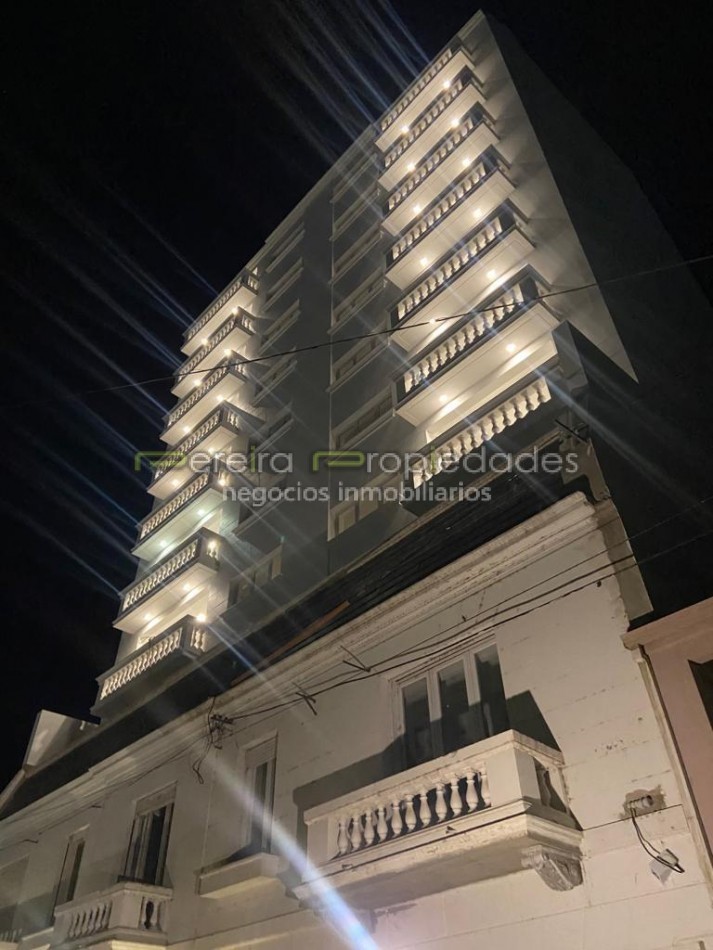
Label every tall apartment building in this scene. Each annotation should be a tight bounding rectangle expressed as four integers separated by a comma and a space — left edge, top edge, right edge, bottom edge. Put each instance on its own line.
2, 10, 713, 950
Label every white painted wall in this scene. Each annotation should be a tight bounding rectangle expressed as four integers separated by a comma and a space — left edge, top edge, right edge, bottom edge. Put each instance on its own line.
2, 494, 712, 949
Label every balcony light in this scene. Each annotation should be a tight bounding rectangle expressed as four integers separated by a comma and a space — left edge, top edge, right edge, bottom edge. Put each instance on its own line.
193, 378, 202, 388
462, 157, 472, 168
420, 257, 429, 267
183, 583, 192, 592
401, 124, 410, 133
450, 117, 459, 128
143, 613, 152, 621
201, 338, 209, 346
443, 79, 451, 89
197, 508, 206, 516
407, 162, 416, 172
473, 207, 483, 219
183, 425, 192, 434
506, 343, 517, 354
224, 348, 232, 356
439, 394, 449, 404
486, 269, 497, 280
172, 479, 180, 488
159, 540, 168, 548
231, 308, 237, 315
413, 203, 421, 213
197, 613, 207, 623
216, 395, 225, 402
207, 542, 219, 556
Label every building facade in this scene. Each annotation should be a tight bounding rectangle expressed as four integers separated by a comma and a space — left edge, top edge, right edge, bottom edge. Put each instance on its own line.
2, 10, 713, 950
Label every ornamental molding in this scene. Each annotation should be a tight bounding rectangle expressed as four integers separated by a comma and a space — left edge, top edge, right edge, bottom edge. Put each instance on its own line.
522, 844, 583, 891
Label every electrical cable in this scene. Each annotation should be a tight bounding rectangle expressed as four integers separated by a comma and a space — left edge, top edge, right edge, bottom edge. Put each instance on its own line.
3, 250, 713, 410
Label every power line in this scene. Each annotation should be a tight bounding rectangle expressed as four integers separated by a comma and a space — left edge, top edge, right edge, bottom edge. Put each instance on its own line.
4, 250, 713, 411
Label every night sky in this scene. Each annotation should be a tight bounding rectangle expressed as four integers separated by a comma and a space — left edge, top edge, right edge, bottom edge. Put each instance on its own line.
1, 0, 712, 788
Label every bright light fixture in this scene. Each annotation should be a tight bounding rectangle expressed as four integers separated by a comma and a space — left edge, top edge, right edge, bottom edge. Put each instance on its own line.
197, 613, 207, 623
183, 425, 191, 434
224, 348, 232, 356
401, 124, 409, 133
443, 79, 451, 90
413, 203, 421, 213
143, 613, 152, 621
159, 540, 167, 548
462, 157, 472, 168
439, 394, 449, 404
172, 478, 180, 488
407, 162, 416, 172
201, 338, 209, 346
419, 256, 429, 267
450, 117, 459, 128
216, 395, 225, 402
197, 508, 205, 516
182, 583, 192, 592
473, 207, 483, 219
486, 269, 497, 280
193, 378, 202, 388
506, 343, 517, 354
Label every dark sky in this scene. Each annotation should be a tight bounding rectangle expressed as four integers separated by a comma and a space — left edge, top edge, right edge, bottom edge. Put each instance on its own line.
1, 0, 711, 787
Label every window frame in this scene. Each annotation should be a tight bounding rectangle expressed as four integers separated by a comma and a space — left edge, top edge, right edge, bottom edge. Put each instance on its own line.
53, 831, 86, 910
392, 638, 506, 766
122, 786, 175, 887
240, 737, 278, 855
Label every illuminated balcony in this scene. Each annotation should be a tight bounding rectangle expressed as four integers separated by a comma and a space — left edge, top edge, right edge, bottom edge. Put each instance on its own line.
161, 362, 250, 446
380, 71, 486, 190
384, 109, 498, 236
376, 47, 479, 151
386, 158, 513, 290
410, 375, 555, 489
134, 470, 229, 561
395, 275, 558, 427
115, 529, 221, 634
296, 731, 581, 908
95, 616, 210, 710
173, 309, 254, 398
53, 881, 172, 947
149, 404, 249, 500
390, 207, 534, 350
183, 269, 259, 357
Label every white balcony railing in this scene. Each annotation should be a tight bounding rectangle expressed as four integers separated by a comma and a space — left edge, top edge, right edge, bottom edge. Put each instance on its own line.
151, 405, 243, 484
176, 311, 253, 385
299, 731, 581, 903
185, 270, 258, 348
400, 277, 540, 398
119, 533, 218, 614
388, 160, 493, 264
387, 110, 492, 214
97, 618, 208, 702
380, 49, 454, 134
164, 362, 248, 432
393, 210, 514, 325
411, 377, 552, 487
138, 473, 210, 542
53, 881, 171, 945
383, 75, 470, 171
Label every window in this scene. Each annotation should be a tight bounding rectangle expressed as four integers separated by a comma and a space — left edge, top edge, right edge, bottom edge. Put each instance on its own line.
123, 789, 174, 886
232, 547, 283, 604
54, 834, 85, 908
333, 391, 393, 449
691, 659, 713, 728
243, 739, 277, 854
399, 644, 508, 767
329, 473, 402, 538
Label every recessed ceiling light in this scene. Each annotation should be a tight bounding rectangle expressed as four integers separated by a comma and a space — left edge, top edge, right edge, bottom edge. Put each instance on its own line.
506, 343, 517, 354
486, 269, 497, 280
216, 395, 225, 402
201, 338, 209, 346
159, 540, 167, 548
439, 395, 449, 404
462, 157, 472, 168
183, 425, 191, 434
172, 479, 180, 487
450, 117, 459, 128
197, 613, 207, 623
407, 162, 416, 172
473, 207, 483, 219
183, 583, 192, 592
401, 124, 409, 133
420, 257, 429, 267
224, 348, 232, 356
193, 378, 202, 388
413, 203, 421, 213
143, 613, 152, 621
197, 508, 205, 516
443, 80, 451, 90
